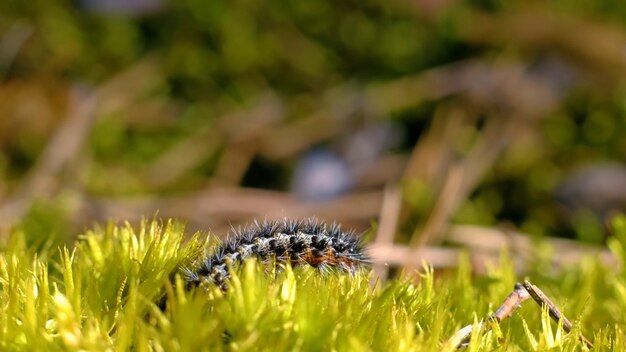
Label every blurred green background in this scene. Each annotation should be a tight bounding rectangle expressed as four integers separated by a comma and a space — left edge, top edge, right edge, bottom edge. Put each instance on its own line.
2, 0, 626, 259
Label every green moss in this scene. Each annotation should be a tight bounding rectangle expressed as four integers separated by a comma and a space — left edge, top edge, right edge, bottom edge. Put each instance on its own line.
0, 218, 625, 351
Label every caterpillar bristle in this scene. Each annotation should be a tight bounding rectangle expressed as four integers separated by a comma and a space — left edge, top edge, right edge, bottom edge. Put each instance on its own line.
185, 218, 369, 291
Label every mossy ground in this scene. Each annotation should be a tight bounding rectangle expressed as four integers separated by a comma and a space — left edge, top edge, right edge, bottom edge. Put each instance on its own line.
1, 217, 626, 351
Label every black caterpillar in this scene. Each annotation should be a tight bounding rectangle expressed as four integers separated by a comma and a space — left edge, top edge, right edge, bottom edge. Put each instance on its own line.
183, 218, 369, 291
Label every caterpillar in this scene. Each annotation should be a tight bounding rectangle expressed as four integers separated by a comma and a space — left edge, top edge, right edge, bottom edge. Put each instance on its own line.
183, 218, 369, 291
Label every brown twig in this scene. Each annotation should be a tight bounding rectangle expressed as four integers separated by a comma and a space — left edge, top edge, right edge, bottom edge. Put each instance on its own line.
81, 188, 383, 234
371, 185, 402, 284
448, 224, 616, 268
443, 283, 530, 351
404, 115, 520, 274
445, 280, 593, 350
411, 116, 516, 245
491, 283, 532, 322
368, 243, 460, 269
522, 281, 593, 349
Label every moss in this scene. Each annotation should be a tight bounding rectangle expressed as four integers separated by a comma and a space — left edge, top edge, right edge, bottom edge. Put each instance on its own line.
0, 217, 624, 351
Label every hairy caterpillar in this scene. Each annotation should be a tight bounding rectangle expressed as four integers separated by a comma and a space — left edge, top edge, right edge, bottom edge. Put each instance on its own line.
183, 218, 369, 291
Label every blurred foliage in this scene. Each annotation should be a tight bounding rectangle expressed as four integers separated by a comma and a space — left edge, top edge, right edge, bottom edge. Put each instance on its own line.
2, 0, 626, 244
4, 2, 626, 348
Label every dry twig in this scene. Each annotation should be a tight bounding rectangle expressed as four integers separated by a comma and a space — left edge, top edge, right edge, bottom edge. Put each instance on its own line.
522, 281, 593, 349
371, 185, 403, 283
444, 280, 593, 350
